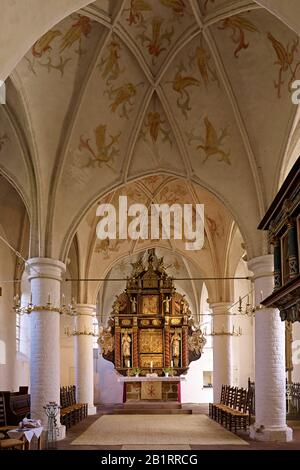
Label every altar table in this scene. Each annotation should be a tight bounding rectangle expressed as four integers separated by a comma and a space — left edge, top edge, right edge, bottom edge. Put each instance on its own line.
117, 376, 185, 403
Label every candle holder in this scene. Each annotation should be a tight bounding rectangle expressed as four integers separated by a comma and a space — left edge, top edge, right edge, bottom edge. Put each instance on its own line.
64, 327, 98, 337
231, 293, 256, 317
209, 326, 243, 337
13, 293, 77, 316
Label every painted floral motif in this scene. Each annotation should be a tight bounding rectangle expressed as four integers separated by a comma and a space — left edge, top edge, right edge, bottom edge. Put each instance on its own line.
98, 36, 125, 85
0, 134, 9, 152
167, 63, 200, 118
206, 214, 224, 238
159, 0, 186, 18
158, 184, 189, 204
137, 17, 174, 65
218, 15, 259, 57
124, 0, 152, 26
141, 175, 165, 192
188, 41, 219, 87
95, 238, 121, 258
79, 124, 121, 170
187, 117, 231, 165
26, 15, 92, 76
140, 111, 172, 146
268, 33, 300, 98
105, 82, 144, 119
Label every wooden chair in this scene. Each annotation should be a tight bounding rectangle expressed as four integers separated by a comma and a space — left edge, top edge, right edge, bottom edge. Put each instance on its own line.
209, 384, 227, 420
60, 385, 88, 429
224, 388, 251, 433
0, 393, 18, 437
209, 385, 253, 433
0, 393, 24, 450
0, 438, 25, 450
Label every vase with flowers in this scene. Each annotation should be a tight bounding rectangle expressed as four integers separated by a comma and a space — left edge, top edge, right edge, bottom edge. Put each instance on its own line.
163, 367, 173, 377
131, 367, 141, 377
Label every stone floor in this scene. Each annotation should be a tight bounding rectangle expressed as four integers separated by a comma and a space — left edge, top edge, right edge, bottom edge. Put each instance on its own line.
55, 404, 300, 450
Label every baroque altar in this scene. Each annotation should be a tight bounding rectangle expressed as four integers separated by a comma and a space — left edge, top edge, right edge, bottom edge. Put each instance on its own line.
99, 249, 206, 378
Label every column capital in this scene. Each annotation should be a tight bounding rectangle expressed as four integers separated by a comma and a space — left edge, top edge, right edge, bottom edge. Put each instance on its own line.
75, 304, 96, 316
209, 302, 232, 313
248, 254, 273, 280
26, 257, 66, 282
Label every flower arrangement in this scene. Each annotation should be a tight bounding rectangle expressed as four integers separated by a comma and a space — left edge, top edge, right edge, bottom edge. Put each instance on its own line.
163, 367, 173, 377
131, 367, 141, 377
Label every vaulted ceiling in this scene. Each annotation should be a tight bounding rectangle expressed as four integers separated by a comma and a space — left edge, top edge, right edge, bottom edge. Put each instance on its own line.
0, 0, 299, 266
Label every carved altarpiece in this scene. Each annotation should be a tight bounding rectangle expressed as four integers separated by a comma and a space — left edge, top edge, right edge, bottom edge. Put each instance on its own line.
99, 249, 206, 376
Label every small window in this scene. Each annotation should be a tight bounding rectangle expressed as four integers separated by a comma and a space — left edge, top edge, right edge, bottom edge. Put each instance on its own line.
203, 371, 213, 388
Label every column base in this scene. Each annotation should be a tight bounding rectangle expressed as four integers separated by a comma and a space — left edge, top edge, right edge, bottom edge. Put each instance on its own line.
88, 405, 97, 415
42, 424, 66, 443
250, 424, 293, 442
56, 424, 66, 441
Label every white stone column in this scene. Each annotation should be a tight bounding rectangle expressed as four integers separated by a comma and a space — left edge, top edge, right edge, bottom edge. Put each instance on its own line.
248, 254, 292, 442
210, 302, 232, 402
74, 304, 96, 415
27, 258, 66, 439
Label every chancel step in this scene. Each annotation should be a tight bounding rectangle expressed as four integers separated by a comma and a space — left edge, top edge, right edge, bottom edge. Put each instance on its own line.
113, 402, 192, 415
114, 408, 192, 415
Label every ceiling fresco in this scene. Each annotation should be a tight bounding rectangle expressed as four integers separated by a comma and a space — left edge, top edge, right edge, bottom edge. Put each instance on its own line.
0, 0, 298, 262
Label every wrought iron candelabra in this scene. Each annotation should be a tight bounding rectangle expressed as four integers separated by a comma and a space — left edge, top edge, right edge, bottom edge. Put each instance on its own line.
205, 325, 242, 337
43, 401, 60, 450
64, 326, 98, 337
13, 293, 77, 316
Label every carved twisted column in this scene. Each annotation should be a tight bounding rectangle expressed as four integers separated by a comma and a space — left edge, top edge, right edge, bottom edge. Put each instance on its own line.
114, 327, 121, 368
132, 322, 139, 368
164, 322, 171, 367
182, 326, 188, 368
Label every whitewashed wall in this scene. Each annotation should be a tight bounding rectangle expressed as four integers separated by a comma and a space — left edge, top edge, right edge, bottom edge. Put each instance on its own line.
231, 258, 254, 388
0, 225, 17, 390
94, 353, 123, 404
292, 322, 300, 383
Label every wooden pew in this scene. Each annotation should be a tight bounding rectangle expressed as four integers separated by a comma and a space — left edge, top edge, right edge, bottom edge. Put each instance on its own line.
209, 385, 253, 433
60, 386, 88, 429
1, 389, 30, 426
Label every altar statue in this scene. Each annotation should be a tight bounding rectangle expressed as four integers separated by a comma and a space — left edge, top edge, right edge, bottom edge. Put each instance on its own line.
180, 295, 188, 314
130, 296, 137, 313
163, 295, 171, 314
171, 331, 181, 367
122, 331, 131, 366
